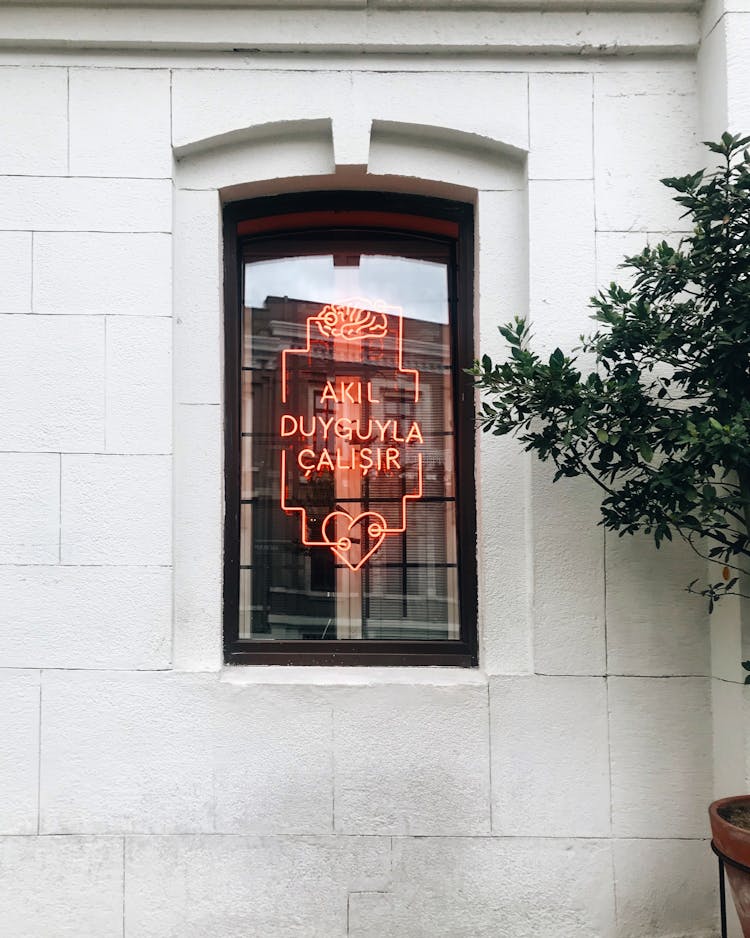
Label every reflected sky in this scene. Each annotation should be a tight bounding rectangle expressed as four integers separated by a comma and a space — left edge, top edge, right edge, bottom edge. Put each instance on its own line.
244, 254, 449, 324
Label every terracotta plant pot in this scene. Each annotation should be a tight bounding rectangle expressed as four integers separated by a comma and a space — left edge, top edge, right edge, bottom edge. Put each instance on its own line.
710, 796, 750, 937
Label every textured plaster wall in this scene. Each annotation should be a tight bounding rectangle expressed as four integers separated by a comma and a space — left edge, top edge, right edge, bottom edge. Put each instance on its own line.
699, 7, 750, 931
0, 1, 732, 935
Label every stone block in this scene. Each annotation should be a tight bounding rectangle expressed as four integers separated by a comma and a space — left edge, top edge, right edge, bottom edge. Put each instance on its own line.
40, 671, 215, 834
174, 124, 334, 190
332, 684, 490, 835
106, 316, 172, 454
490, 676, 610, 837
727, 12, 750, 129
348, 892, 394, 938
34, 232, 172, 317
368, 123, 524, 191
0, 670, 40, 834
69, 68, 171, 177
528, 179, 596, 358
41, 674, 340, 837
352, 71, 528, 152
605, 533, 709, 677
0, 314, 104, 452
713, 677, 746, 798
173, 189, 221, 404
173, 403, 222, 670
594, 70, 700, 231
531, 468, 606, 676
0, 566, 171, 669
475, 189, 532, 674
172, 68, 527, 155
0, 177, 171, 232
476, 188, 528, 362
385, 836, 615, 937
60, 454, 171, 565
171, 68, 339, 150
529, 73, 593, 180
613, 838, 717, 937
698, 10, 728, 140
711, 593, 745, 684
0, 66, 67, 175
609, 676, 713, 838
124, 834, 390, 937
0, 453, 59, 564
0, 231, 31, 313
213, 683, 334, 834
0, 835, 123, 938
595, 230, 667, 291
477, 435, 532, 675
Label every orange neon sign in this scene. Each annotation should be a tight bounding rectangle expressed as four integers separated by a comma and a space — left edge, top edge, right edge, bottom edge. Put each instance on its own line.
281, 300, 419, 404
279, 299, 425, 572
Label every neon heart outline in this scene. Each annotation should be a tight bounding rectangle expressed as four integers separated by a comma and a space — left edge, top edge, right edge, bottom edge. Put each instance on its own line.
321, 510, 388, 572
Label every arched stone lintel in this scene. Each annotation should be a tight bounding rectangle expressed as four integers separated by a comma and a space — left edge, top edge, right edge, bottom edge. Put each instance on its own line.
173, 117, 334, 161
173, 116, 528, 193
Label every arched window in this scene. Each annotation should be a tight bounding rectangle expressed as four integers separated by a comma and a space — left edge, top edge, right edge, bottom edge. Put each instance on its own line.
223, 192, 477, 666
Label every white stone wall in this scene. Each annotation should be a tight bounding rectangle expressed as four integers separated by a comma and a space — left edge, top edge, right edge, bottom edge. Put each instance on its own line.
0, 1, 738, 934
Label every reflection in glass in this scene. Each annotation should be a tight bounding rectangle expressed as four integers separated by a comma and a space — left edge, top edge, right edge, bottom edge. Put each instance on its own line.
239, 235, 460, 642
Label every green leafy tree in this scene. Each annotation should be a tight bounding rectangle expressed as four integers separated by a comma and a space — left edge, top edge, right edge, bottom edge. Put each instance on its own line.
472, 132, 750, 612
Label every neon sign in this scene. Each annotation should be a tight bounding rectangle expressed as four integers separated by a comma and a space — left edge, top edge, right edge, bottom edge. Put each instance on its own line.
279, 299, 425, 572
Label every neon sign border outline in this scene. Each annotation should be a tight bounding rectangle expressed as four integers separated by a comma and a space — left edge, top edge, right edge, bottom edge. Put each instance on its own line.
279, 298, 424, 573
281, 300, 419, 405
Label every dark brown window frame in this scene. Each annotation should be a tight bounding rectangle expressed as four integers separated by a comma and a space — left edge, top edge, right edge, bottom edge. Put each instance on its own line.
223, 191, 477, 667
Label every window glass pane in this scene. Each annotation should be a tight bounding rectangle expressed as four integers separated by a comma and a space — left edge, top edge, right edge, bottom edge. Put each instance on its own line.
240, 233, 460, 642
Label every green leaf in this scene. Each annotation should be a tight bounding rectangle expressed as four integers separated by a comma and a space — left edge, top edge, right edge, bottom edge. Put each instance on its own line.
473, 135, 750, 609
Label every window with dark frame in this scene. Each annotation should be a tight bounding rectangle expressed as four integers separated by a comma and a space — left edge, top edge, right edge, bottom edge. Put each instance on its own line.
223, 193, 477, 666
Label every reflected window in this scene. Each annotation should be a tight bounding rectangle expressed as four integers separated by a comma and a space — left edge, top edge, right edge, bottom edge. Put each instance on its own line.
224, 194, 477, 666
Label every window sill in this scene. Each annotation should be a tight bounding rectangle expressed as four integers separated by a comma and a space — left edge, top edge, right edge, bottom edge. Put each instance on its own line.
219, 665, 488, 686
